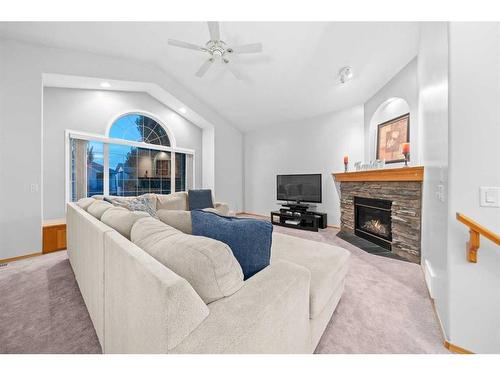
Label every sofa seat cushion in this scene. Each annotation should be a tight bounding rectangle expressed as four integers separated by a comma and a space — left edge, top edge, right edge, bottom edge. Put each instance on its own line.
156, 192, 189, 211
87, 200, 114, 220
131, 217, 244, 304
270, 232, 350, 319
191, 210, 273, 280
101, 207, 150, 239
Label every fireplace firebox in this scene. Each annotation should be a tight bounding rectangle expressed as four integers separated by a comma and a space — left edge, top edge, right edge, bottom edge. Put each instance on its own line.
354, 196, 392, 251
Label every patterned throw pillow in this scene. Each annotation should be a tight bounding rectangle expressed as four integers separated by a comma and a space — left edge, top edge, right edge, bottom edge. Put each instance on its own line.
105, 195, 158, 218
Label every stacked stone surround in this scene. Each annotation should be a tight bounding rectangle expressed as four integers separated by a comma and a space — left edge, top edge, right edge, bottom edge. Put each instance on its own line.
339, 181, 422, 263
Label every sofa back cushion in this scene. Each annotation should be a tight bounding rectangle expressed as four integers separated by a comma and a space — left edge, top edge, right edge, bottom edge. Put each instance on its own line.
87, 200, 114, 220
101, 207, 150, 239
156, 209, 193, 234
131, 217, 244, 304
77, 197, 96, 210
156, 192, 188, 211
191, 210, 273, 280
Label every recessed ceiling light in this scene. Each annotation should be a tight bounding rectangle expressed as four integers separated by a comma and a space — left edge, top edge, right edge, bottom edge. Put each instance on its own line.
179, 107, 187, 114
100, 82, 111, 88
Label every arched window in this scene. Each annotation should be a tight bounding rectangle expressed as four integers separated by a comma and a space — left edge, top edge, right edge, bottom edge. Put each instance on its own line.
69, 112, 194, 201
109, 114, 171, 146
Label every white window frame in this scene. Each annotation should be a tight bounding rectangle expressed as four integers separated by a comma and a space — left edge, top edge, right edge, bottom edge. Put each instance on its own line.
65, 129, 195, 205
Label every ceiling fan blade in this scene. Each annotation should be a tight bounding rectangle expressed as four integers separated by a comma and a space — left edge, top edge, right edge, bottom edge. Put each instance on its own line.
207, 22, 220, 41
223, 59, 243, 80
168, 39, 206, 52
195, 58, 214, 77
230, 43, 263, 54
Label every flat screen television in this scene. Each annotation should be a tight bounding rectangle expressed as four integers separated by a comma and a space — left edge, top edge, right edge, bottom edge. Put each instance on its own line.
276, 174, 322, 204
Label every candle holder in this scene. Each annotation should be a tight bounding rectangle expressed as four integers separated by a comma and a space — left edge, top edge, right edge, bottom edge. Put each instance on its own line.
403, 152, 410, 167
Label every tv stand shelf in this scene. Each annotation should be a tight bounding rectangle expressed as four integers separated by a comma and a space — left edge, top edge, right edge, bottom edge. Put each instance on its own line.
270, 209, 327, 232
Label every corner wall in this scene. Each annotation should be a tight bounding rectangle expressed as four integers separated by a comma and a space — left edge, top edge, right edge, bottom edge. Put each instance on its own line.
244, 106, 364, 223
418, 22, 450, 336
364, 58, 419, 164
0, 38, 243, 260
447, 22, 500, 353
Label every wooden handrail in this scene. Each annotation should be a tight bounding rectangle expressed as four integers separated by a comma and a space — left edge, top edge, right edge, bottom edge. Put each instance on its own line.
456, 212, 500, 263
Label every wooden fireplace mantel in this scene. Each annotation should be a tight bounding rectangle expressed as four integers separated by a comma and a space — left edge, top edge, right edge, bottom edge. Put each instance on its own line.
332, 166, 424, 182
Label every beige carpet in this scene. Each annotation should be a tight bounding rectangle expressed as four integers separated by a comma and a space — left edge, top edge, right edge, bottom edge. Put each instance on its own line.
0, 225, 448, 354
271, 225, 448, 354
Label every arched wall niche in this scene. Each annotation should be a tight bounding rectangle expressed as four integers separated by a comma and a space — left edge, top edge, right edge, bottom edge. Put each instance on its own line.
368, 97, 411, 164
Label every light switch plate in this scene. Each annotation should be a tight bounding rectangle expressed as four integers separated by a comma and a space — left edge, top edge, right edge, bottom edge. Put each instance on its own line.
436, 184, 445, 202
480, 187, 500, 207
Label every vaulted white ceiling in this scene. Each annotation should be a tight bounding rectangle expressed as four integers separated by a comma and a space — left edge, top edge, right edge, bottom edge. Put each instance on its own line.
0, 22, 420, 131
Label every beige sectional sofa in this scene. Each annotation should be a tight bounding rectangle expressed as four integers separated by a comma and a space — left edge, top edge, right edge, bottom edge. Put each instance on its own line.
67, 194, 350, 354
93, 192, 229, 234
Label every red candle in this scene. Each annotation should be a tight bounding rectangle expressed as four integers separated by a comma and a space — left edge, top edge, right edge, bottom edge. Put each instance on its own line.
401, 143, 410, 154
343, 155, 349, 164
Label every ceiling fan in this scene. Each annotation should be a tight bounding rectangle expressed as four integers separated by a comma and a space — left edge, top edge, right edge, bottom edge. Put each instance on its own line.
168, 22, 263, 80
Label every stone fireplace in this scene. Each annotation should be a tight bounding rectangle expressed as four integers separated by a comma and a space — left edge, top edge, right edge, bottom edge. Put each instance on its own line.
332, 167, 423, 263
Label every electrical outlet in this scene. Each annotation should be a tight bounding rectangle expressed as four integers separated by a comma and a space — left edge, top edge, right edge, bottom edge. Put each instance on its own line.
30, 183, 39, 193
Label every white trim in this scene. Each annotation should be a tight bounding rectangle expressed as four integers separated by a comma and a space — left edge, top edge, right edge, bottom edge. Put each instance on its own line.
191, 154, 196, 190
67, 129, 194, 155
103, 143, 110, 196
65, 130, 196, 205
104, 110, 177, 148
170, 152, 176, 193
64, 129, 71, 208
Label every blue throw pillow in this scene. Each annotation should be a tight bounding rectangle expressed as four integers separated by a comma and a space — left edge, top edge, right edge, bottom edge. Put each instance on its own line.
191, 210, 273, 280
188, 189, 214, 210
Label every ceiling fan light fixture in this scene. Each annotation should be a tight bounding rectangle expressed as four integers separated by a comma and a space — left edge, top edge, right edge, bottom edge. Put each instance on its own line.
338, 66, 354, 84
167, 22, 263, 79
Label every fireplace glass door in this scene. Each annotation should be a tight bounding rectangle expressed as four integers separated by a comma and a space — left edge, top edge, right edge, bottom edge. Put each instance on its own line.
354, 197, 392, 250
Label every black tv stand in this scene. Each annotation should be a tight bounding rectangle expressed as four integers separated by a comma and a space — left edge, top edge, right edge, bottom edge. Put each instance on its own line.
281, 202, 310, 212
271, 204, 327, 232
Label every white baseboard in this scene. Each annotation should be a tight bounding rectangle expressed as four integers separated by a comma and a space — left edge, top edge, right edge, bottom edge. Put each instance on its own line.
423, 258, 436, 299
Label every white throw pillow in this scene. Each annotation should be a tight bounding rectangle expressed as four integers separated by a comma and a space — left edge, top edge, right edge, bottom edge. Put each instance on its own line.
131, 217, 244, 304
105, 194, 157, 217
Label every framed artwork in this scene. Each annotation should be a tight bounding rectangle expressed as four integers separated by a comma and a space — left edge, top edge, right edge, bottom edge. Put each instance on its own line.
376, 113, 410, 163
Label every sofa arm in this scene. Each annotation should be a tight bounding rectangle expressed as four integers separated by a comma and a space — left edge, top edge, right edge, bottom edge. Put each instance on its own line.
213, 202, 230, 216
104, 231, 209, 353
170, 260, 311, 354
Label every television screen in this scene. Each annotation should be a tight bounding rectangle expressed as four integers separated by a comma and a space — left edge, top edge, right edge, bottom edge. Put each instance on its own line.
276, 174, 322, 203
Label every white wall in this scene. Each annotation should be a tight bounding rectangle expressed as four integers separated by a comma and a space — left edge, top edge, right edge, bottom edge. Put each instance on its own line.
0, 38, 243, 260
244, 105, 364, 224
418, 22, 450, 335
447, 22, 500, 353
364, 58, 419, 165
42, 87, 203, 220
